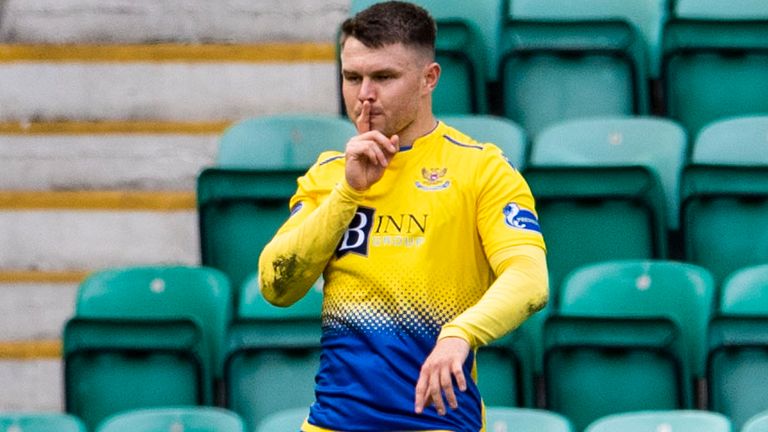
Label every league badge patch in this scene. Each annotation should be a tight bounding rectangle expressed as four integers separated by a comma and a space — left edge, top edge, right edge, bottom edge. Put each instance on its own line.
503, 203, 541, 233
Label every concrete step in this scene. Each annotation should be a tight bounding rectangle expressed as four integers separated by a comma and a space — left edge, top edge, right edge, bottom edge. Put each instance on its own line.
1, 0, 348, 44
0, 191, 198, 271
0, 43, 338, 122
0, 121, 223, 190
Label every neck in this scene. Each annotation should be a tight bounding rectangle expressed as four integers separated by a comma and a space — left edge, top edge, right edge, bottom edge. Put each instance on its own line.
397, 114, 438, 148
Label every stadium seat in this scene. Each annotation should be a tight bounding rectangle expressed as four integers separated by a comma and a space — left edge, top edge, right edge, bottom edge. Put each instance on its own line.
216, 114, 354, 169
681, 116, 768, 283
530, 116, 687, 230
543, 260, 715, 431
197, 167, 305, 295
439, 114, 528, 170
708, 264, 768, 429
524, 165, 666, 300
744, 410, 768, 432
500, 4, 649, 136
662, 1, 768, 135
224, 273, 323, 431
255, 407, 309, 432
63, 266, 232, 430
348, 0, 505, 114
484, 407, 573, 432
0, 413, 86, 432
508, 0, 671, 79
584, 410, 731, 432
96, 407, 245, 432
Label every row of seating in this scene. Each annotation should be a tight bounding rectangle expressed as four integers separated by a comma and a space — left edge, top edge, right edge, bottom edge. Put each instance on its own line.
17, 402, 768, 431
199, 112, 768, 299
60, 260, 768, 431
343, 0, 768, 137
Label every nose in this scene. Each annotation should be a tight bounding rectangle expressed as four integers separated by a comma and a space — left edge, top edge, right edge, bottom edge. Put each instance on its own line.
357, 77, 375, 102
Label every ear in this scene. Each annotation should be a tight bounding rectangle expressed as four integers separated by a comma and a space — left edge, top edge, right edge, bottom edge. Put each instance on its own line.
423, 62, 441, 94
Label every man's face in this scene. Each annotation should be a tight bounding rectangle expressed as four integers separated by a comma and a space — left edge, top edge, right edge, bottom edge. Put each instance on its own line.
341, 37, 431, 136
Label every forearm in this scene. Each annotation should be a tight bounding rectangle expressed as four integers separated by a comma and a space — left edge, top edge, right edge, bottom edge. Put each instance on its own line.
258, 180, 364, 306
438, 245, 548, 348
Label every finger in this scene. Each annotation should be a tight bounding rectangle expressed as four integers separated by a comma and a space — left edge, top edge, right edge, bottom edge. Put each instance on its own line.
363, 142, 388, 167
390, 134, 400, 153
414, 373, 429, 414
356, 101, 371, 133
441, 367, 458, 410
429, 371, 446, 416
452, 362, 468, 393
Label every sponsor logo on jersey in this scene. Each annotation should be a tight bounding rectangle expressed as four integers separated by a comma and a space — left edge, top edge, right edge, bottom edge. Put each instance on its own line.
503, 203, 541, 233
336, 206, 375, 258
416, 167, 451, 191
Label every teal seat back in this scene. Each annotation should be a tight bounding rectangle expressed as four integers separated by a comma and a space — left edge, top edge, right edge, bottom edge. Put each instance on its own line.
663, 2, 768, 136
707, 264, 768, 429
693, 115, 768, 165
682, 121, 768, 282
0, 413, 85, 432
674, 0, 768, 20
485, 407, 573, 432
440, 115, 528, 170
225, 274, 323, 431
559, 260, 714, 376
510, 0, 670, 77
585, 410, 732, 432
744, 411, 768, 432
255, 407, 309, 432
545, 260, 714, 430
216, 115, 354, 169
531, 116, 687, 229
524, 165, 667, 298
197, 168, 303, 294
97, 407, 245, 432
64, 266, 231, 429
75, 266, 231, 374
500, 19, 648, 137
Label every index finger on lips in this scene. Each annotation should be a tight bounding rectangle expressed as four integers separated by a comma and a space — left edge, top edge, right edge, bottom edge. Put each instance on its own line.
356, 101, 371, 133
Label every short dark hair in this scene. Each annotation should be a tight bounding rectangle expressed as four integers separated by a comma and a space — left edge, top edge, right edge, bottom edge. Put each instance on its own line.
341, 1, 436, 57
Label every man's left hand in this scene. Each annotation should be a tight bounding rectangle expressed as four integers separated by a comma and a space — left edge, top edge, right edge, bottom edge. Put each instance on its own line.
414, 336, 471, 416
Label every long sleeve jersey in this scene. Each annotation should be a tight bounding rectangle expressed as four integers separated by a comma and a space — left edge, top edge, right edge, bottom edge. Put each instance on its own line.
259, 120, 548, 432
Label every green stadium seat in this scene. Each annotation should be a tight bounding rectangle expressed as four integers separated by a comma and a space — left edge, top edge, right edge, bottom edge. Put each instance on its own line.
500, 9, 649, 136
197, 167, 305, 296
485, 407, 573, 432
585, 410, 732, 432
744, 410, 768, 432
63, 266, 232, 430
662, 2, 768, 135
524, 165, 667, 301
224, 273, 323, 432
255, 407, 308, 432
0, 413, 86, 432
509, 0, 671, 79
681, 116, 768, 283
543, 260, 715, 431
708, 264, 768, 429
216, 114, 354, 169
96, 407, 245, 432
530, 116, 687, 230
348, 0, 504, 114
439, 114, 528, 170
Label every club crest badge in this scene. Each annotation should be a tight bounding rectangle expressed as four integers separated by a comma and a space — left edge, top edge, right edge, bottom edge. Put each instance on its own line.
416, 167, 451, 191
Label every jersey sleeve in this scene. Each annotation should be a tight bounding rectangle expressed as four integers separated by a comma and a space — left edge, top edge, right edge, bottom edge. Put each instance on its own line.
439, 146, 549, 348
258, 152, 364, 306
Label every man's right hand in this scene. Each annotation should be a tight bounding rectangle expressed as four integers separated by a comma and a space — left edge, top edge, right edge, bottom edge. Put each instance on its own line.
345, 101, 399, 191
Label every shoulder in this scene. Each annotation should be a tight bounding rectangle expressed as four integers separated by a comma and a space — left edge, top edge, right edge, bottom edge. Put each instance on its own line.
439, 123, 518, 171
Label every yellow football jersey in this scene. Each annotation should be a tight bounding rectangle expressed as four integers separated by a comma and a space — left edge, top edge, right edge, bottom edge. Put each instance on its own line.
267, 121, 545, 431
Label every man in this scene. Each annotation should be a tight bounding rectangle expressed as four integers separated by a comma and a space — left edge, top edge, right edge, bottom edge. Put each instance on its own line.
258, 2, 548, 431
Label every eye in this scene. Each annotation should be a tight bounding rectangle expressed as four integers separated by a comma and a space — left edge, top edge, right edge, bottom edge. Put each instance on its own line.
343, 73, 362, 84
